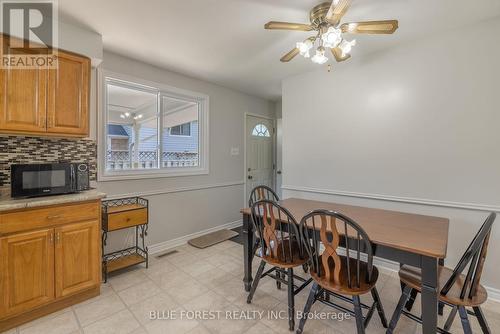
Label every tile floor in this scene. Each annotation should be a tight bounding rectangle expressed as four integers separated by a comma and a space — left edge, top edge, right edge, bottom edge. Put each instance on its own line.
4, 241, 500, 334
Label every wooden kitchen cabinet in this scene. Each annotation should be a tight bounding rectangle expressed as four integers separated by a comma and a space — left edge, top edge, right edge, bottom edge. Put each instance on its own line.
55, 220, 100, 298
47, 51, 90, 136
0, 200, 101, 331
0, 229, 55, 318
0, 34, 90, 137
0, 58, 48, 134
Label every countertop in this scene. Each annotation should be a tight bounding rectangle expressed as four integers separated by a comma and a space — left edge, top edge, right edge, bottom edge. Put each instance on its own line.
0, 189, 107, 212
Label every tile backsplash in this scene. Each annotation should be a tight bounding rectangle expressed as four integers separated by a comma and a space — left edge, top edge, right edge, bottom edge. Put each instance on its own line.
0, 135, 97, 187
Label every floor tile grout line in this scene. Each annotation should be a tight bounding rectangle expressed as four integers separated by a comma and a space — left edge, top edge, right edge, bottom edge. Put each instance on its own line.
71, 306, 83, 331
111, 281, 146, 334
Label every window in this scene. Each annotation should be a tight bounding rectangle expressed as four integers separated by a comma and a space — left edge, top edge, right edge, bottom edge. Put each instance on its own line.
252, 124, 271, 137
170, 122, 191, 136
99, 72, 209, 180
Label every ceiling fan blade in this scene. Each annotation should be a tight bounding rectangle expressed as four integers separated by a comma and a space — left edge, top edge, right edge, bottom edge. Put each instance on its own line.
265, 21, 313, 31
326, 0, 352, 25
280, 47, 300, 62
341, 20, 399, 34
331, 47, 351, 62
280, 37, 316, 63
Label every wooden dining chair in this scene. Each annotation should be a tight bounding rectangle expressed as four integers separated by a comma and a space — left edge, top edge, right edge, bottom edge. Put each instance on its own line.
387, 212, 496, 334
248, 185, 287, 288
248, 185, 279, 207
247, 199, 312, 331
296, 210, 387, 334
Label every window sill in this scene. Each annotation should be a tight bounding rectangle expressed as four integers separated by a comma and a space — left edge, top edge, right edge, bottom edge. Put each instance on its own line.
98, 167, 209, 182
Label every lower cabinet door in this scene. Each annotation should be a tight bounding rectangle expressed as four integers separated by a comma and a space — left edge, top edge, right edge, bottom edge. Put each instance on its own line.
0, 229, 55, 318
55, 220, 100, 298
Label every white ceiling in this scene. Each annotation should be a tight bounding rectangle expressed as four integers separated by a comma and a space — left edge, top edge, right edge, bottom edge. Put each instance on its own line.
59, 0, 500, 101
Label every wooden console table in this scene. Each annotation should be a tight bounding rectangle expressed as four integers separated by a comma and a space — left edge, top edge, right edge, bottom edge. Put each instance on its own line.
101, 197, 149, 282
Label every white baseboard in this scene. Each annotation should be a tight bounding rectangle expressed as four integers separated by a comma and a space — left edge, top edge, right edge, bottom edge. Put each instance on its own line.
148, 219, 500, 302
148, 219, 242, 255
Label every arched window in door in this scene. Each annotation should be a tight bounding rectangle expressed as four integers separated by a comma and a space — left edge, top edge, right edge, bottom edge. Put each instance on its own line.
252, 123, 271, 137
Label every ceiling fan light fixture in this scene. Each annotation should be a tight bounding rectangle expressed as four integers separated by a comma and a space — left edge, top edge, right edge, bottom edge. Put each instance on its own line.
339, 39, 356, 57
296, 40, 313, 57
321, 26, 342, 48
311, 47, 328, 65
347, 23, 358, 32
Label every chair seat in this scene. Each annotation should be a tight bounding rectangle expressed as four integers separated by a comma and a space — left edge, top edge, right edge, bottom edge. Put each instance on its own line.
399, 265, 488, 307
310, 255, 379, 296
261, 239, 309, 268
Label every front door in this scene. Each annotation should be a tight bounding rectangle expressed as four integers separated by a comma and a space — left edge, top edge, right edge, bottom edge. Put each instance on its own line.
246, 115, 275, 203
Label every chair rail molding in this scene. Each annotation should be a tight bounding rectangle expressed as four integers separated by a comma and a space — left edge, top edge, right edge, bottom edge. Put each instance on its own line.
282, 185, 500, 212
104, 180, 245, 200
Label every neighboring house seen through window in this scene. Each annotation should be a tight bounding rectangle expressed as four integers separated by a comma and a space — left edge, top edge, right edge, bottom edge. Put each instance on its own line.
170, 122, 191, 136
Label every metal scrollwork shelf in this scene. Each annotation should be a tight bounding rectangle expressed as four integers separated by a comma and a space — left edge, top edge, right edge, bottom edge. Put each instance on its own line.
101, 197, 149, 282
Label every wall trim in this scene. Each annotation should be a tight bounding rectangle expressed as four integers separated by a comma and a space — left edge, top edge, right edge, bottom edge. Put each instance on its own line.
104, 180, 244, 200
282, 185, 500, 212
148, 219, 242, 255
147, 222, 500, 302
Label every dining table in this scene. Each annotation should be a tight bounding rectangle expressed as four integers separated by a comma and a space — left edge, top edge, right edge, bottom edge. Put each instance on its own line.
240, 197, 449, 334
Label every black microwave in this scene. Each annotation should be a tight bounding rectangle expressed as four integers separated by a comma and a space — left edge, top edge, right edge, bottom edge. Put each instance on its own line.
10, 163, 90, 198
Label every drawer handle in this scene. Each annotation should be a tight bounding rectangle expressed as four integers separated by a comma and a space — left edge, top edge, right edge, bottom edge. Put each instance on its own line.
47, 215, 62, 220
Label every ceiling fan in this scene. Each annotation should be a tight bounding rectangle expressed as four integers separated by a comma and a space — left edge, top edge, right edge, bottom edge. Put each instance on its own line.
265, 0, 398, 65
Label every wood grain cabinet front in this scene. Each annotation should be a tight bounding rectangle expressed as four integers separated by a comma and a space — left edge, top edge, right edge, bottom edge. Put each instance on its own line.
55, 220, 100, 298
47, 51, 90, 136
0, 200, 101, 330
0, 59, 48, 134
0, 34, 90, 137
0, 229, 55, 319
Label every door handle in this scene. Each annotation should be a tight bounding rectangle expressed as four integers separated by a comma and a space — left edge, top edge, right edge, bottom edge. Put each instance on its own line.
277, 170, 282, 175
248, 175, 253, 180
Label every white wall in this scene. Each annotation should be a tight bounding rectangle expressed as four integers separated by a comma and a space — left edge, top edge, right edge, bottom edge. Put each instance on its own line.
282, 18, 500, 292
95, 51, 275, 251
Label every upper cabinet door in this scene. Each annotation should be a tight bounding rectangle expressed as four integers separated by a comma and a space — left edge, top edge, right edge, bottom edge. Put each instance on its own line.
0, 229, 55, 319
0, 53, 48, 134
54, 220, 100, 298
47, 51, 90, 136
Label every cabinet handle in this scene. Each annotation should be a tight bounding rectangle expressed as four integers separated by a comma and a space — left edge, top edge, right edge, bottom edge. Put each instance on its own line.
47, 215, 61, 220
56, 232, 61, 243
49, 233, 54, 243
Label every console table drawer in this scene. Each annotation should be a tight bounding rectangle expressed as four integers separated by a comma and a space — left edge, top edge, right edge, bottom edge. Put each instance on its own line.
107, 208, 147, 231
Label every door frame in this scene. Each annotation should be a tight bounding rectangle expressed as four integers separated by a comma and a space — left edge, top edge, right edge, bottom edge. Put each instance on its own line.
243, 112, 276, 207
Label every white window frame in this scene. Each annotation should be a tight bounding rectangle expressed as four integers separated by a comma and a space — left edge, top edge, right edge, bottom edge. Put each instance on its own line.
98, 69, 209, 181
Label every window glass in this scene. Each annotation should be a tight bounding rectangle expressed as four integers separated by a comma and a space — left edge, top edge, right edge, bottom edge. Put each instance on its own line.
252, 123, 271, 137
106, 80, 158, 171
161, 96, 199, 168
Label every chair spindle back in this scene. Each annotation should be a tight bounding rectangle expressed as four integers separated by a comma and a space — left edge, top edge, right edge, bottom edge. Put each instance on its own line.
250, 199, 304, 264
248, 185, 279, 208
300, 210, 374, 289
441, 212, 496, 300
